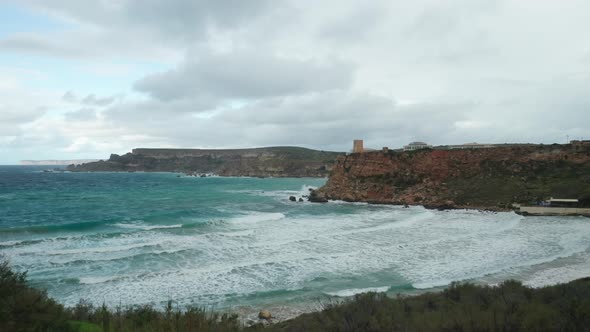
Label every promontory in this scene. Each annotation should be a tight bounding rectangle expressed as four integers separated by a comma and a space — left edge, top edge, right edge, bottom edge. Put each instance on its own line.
67, 147, 344, 178
311, 142, 590, 210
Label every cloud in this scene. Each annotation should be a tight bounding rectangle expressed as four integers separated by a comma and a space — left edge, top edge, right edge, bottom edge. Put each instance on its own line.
134, 52, 355, 101
2, 0, 590, 163
1, 0, 277, 60
0, 33, 96, 58
62, 91, 119, 106
64, 108, 97, 121
81, 94, 117, 106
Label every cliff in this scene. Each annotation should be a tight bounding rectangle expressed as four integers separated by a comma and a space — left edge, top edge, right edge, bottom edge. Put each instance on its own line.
312, 144, 590, 209
67, 147, 344, 177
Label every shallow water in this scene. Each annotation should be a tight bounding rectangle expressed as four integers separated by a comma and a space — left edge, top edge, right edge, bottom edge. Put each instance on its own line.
1, 166, 590, 318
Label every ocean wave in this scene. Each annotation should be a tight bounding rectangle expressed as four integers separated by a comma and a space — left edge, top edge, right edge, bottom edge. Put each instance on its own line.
324, 286, 390, 297
410, 239, 590, 290
78, 275, 128, 285
0, 240, 30, 247
0, 220, 106, 234
0, 193, 16, 200
45, 242, 160, 256
112, 222, 183, 231
219, 230, 255, 237
224, 184, 317, 202
229, 212, 286, 224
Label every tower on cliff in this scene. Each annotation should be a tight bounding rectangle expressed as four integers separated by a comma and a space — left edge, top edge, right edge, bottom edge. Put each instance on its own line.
353, 139, 364, 153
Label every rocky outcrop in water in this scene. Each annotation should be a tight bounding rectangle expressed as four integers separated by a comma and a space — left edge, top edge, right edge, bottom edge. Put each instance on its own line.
312, 144, 590, 210
67, 147, 343, 178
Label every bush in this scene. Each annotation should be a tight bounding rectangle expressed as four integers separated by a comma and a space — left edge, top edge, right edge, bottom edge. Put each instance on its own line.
0, 258, 69, 331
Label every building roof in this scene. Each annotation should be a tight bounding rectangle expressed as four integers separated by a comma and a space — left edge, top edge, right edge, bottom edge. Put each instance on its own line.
408, 141, 428, 145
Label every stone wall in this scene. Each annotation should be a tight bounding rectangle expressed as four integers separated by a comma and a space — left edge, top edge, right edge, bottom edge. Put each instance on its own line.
519, 206, 590, 216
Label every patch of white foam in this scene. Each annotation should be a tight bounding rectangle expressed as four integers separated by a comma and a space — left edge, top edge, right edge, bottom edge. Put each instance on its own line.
229, 212, 285, 224
220, 230, 255, 237
78, 275, 126, 285
112, 222, 183, 231
0, 240, 24, 247
523, 252, 590, 288
324, 286, 390, 297
46, 242, 160, 255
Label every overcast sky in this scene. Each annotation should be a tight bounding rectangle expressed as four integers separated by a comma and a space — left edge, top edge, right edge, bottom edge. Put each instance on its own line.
1, 0, 589, 164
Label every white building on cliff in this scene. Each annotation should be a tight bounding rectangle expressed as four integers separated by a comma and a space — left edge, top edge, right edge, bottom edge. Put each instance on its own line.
403, 141, 432, 151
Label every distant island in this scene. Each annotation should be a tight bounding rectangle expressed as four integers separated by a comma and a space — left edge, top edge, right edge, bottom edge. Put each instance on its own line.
311, 140, 590, 214
67, 147, 344, 178
20, 159, 99, 166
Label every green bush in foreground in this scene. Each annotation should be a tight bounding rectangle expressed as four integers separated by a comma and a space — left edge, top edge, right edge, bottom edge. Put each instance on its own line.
270, 279, 590, 331
2, 258, 590, 331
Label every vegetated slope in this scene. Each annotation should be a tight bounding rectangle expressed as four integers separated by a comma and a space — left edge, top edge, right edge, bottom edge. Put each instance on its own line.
312, 144, 590, 209
269, 279, 590, 332
67, 147, 344, 177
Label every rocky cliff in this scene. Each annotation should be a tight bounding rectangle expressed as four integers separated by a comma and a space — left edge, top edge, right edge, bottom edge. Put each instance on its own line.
67, 147, 343, 177
312, 144, 590, 209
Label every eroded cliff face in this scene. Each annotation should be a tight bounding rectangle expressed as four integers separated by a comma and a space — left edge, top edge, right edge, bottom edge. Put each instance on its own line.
67, 147, 344, 178
314, 145, 590, 209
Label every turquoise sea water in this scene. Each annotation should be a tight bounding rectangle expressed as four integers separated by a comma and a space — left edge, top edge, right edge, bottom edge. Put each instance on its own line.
2, 166, 590, 319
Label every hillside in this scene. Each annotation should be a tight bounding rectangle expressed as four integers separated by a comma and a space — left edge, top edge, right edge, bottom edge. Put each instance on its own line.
311, 144, 590, 209
67, 147, 344, 177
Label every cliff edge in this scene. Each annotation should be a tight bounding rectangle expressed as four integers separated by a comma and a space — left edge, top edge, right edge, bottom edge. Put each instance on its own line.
312, 144, 590, 210
67, 146, 344, 178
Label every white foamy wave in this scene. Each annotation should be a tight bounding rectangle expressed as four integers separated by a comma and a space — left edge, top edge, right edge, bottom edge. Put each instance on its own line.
112, 223, 183, 231
324, 286, 390, 297
229, 212, 285, 224
46, 242, 160, 255
227, 184, 317, 202
0, 240, 25, 247
78, 275, 126, 285
298, 184, 316, 196
220, 230, 255, 237
524, 265, 590, 288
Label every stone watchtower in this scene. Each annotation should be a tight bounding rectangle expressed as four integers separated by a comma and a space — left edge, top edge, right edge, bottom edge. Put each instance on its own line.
353, 139, 364, 153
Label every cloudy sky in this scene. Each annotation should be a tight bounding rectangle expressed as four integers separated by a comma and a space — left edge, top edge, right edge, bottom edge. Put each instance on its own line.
1, 0, 589, 164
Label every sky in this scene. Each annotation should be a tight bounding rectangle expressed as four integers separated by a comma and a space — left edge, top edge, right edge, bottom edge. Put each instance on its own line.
0, 0, 589, 164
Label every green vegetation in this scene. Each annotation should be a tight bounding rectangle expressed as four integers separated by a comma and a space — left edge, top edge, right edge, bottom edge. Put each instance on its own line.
447, 159, 590, 207
271, 279, 590, 331
2, 258, 590, 331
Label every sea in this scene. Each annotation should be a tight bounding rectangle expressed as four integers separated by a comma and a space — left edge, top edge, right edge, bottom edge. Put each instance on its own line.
1, 165, 590, 320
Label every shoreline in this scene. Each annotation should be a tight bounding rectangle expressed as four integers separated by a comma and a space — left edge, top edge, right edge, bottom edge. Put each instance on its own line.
309, 191, 590, 217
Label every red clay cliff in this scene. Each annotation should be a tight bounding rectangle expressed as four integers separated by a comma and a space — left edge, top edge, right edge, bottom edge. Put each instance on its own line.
311, 144, 590, 210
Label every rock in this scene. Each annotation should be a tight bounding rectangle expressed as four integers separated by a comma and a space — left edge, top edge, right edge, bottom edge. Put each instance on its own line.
298, 198, 304, 202
258, 310, 272, 320
308, 190, 328, 203
289, 196, 297, 202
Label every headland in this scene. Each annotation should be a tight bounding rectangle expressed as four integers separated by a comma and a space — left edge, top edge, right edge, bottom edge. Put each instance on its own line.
311, 140, 590, 214
67, 146, 344, 178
